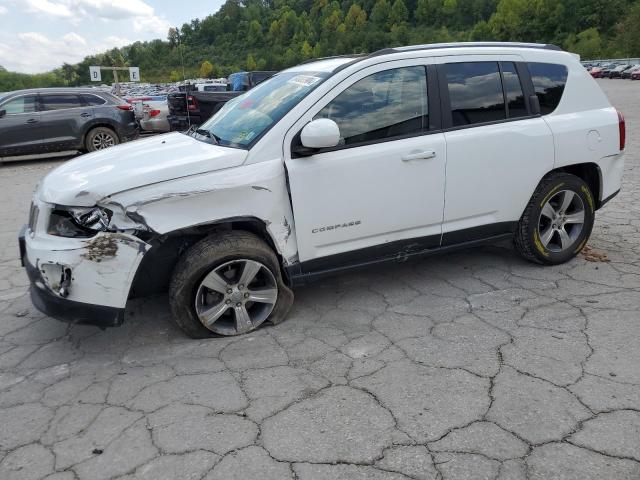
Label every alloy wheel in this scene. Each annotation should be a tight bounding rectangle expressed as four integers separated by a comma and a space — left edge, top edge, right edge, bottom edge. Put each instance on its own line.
194, 259, 278, 335
93, 132, 115, 150
537, 190, 585, 253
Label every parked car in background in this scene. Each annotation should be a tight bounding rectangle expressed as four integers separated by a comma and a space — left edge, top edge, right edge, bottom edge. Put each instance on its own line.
139, 100, 170, 133
167, 71, 276, 131
0, 88, 138, 158
193, 82, 227, 92
20, 42, 625, 338
621, 65, 640, 79
589, 66, 604, 78
608, 64, 632, 78
599, 63, 619, 78
227, 71, 275, 91
632, 69, 640, 80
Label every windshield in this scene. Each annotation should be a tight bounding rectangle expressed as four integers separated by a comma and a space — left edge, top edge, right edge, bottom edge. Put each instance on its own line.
197, 71, 329, 149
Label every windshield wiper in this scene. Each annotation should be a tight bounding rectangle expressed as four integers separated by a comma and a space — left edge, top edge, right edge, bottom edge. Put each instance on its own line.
194, 128, 223, 145
195, 128, 218, 144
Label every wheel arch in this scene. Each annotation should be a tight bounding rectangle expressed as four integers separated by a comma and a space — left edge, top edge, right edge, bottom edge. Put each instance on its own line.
129, 216, 289, 299
546, 162, 603, 208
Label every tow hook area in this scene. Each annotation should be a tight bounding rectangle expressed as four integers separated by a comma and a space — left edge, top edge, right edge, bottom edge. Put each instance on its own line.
40, 263, 72, 298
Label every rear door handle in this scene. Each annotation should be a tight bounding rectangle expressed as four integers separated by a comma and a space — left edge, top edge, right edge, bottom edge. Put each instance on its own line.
26, 118, 38, 124
401, 150, 437, 161
80, 112, 91, 118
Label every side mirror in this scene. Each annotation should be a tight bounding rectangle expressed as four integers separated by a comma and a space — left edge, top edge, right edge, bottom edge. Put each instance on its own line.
300, 118, 340, 149
0, 110, 6, 118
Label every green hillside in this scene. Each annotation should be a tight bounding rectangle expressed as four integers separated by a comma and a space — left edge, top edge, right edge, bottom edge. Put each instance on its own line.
2, 0, 640, 90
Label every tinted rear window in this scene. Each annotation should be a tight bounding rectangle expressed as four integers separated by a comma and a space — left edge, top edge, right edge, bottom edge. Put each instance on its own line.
527, 62, 568, 115
83, 94, 106, 106
445, 62, 506, 127
501, 62, 527, 119
41, 94, 84, 111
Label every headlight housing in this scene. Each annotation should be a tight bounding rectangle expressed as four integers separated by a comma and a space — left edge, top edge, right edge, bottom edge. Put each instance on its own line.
47, 206, 113, 237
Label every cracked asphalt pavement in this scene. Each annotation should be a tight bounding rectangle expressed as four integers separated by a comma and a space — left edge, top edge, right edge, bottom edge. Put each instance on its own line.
1, 80, 639, 480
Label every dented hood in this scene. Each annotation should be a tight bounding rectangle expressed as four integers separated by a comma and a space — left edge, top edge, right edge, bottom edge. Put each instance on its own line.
38, 132, 248, 206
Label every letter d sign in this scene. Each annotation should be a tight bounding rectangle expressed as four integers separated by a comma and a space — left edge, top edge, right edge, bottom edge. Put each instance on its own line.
89, 66, 101, 82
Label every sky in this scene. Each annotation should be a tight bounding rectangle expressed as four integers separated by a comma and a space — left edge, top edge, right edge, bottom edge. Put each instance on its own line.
0, 0, 225, 73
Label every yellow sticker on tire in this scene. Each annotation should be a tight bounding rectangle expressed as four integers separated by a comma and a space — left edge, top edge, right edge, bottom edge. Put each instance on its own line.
581, 186, 594, 213
540, 183, 565, 208
534, 229, 549, 257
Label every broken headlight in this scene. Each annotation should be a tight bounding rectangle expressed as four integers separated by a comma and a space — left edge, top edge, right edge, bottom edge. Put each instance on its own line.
48, 206, 113, 238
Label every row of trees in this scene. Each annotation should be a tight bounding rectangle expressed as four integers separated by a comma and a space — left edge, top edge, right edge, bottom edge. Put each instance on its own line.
2, 0, 640, 90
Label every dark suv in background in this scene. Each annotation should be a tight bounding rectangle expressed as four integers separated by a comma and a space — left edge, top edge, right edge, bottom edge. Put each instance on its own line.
0, 88, 138, 158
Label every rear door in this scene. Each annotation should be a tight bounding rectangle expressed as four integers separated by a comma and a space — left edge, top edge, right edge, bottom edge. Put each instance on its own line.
0, 94, 41, 156
437, 57, 555, 244
39, 93, 90, 151
284, 61, 447, 269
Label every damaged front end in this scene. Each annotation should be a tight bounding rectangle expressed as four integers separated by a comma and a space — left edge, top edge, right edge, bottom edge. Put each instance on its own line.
20, 199, 151, 328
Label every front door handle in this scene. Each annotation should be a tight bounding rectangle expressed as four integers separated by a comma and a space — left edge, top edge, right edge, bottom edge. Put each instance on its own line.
401, 150, 437, 161
26, 118, 38, 124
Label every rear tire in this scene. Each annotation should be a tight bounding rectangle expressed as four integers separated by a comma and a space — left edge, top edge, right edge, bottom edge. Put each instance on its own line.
169, 231, 294, 339
86, 127, 119, 152
514, 173, 595, 265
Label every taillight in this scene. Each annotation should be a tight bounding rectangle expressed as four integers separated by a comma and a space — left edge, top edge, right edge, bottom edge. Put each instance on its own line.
116, 104, 132, 111
187, 95, 198, 111
149, 109, 161, 117
617, 110, 625, 151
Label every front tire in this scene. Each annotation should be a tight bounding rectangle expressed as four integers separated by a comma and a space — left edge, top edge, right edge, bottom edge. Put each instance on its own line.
514, 173, 595, 265
169, 231, 294, 338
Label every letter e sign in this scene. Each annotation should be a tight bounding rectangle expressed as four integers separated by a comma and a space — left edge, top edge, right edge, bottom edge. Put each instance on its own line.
129, 67, 140, 82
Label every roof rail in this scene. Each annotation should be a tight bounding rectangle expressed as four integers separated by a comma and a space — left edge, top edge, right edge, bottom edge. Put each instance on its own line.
299, 53, 367, 65
369, 42, 563, 57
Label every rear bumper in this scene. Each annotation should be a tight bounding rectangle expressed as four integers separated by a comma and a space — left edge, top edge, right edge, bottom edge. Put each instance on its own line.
140, 118, 170, 133
19, 227, 125, 327
118, 122, 140, 142
168, 115, 201, 131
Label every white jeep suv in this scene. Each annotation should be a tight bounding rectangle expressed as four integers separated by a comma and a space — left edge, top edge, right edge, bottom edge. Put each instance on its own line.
20, 42, 625, 338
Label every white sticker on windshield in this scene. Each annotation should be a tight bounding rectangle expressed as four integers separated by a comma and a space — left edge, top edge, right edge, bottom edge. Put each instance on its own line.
288, 75, 322, 87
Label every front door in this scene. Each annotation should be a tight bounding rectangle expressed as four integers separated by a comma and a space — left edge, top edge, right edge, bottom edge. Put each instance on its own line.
0, 95, 41, 156
285, 62, 446, 271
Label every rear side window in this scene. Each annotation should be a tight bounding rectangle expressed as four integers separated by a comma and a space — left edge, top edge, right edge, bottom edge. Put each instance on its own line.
83, 94, 106, 106
316, 66, 428, 146
41, 94, 84, 111
527, 62, 568, 115
445, 62, 505, 127
500, 62, 527, 118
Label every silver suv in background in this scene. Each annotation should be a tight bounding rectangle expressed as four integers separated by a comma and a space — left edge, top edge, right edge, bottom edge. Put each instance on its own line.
0, 88, 138, 159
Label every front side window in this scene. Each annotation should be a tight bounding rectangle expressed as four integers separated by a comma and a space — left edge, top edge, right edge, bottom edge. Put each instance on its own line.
41, 94, 84, 111
199, 71, 329, 148
315, 66, 428, 146
2, 95, 37, 114
527, 62, 568, 115
445, 62, 505, 127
